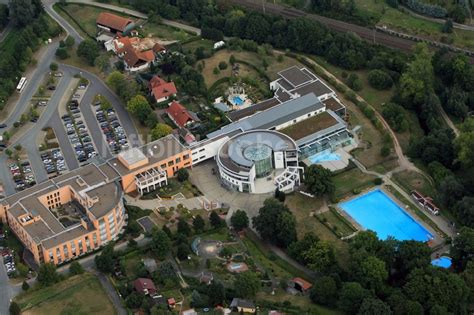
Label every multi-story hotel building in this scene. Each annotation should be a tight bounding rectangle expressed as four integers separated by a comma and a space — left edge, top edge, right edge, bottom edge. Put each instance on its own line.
0, 135, 191, 265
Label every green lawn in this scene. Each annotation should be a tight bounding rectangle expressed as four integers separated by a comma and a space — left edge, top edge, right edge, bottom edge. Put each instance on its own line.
141, 22, 192, 40
316, 208, 357, 237
356, 0, 474, 49
332, 167, 377, 200
15, 273, 116, 315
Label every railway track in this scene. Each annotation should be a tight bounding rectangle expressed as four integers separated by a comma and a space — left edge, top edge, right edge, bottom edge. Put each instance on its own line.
230, 0, 472, 58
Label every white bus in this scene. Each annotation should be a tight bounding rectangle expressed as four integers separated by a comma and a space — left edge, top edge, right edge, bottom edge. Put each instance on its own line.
16, 77, 27, 93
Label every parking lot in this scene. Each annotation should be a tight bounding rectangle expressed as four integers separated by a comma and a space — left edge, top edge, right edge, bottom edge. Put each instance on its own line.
93, 98, 130, 154
61, 81, 98, 164
9, 160, 36, 192
1, 248, 15, 277
41, 148, 67, 178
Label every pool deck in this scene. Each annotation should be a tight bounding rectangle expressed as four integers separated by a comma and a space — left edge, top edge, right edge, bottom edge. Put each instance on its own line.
335, 186, 443, 248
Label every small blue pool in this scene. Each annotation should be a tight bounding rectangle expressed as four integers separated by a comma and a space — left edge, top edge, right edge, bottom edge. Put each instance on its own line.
231, 96, 244, 106
431, 256, 452, 268
308, 150, 341, 164
339, 189, 433, 242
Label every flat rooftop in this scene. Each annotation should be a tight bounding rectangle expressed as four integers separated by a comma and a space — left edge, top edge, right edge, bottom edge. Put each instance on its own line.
280, 111, 339, 140
278, 66, 312, 87
119, 147, 148, 166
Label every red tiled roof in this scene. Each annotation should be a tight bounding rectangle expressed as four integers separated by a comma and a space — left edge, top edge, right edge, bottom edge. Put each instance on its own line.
168, 297, 176, 305
292, 277, 312, 291
96, 12, 133, 32
166, 101, 194, 128
152, 42, 166, 53
149, 76, 177, 101
134, 278, 157, 295
139, 50, 155, 62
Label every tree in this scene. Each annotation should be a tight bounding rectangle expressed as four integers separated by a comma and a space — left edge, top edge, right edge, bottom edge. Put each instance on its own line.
177, 243, 190, 260
22, 280, 30, 291
150, 123, 172, 140
230, 209, 249, 231
455, 117, 474, 168
357, 298, 392, 315
191, 289, 206, 307
310, 276, 338, 306
442, 19, 453, 33
451, 227, 474, 271
218, 61, 228, 70
304, 241, 336, 273
65, 35, 75, 48
288, 232, 320, 264
9, 301, 21, 315
252, 198, 297, 248
382, 102, 408, 132
192, 215, 205, 233
208, 280, 226, 305
176, 168, 189, 182
368, 69, 393, 90
9, 0, 38, 27
209, 211, 224, 229
338, 282, 370, 314
352, 254, 388, 293
69, 261, 84, 275
177, 218, 191, 236
127, 95, 152, 123
234, 272, 260, 298
77, 39, 100, 66
55, 47, 69, 59
347, 73, 363, 91
304, 164, 335, 197
37, 263, 60, 287
95, 54, 110, 72
49, 62, 58, 71
95, 243, 115, 273
395, 241, 431, 278
399, 43, 433, 106
274, 188, 286, 202
404, 267, 469, 313
107, 71, 126, 91
126, 292, 144, 309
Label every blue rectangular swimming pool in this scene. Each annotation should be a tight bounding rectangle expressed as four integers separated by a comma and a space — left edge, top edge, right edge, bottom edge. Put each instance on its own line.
339, 189, 433, 241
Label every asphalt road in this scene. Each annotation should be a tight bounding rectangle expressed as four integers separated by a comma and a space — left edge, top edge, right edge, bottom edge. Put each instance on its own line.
0, 262, 13, 315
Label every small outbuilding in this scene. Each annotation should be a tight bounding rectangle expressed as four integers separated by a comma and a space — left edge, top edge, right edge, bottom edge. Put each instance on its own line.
230, 298, 256, 313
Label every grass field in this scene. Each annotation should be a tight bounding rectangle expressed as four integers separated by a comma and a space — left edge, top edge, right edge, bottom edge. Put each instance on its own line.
16, 274, 116, 315
257, 290, 343, 315
355, 0, 474, 49
316, 208, 357, 237
332, 167, 377, 200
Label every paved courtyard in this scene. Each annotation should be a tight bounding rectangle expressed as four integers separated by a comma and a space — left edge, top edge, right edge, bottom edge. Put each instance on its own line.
188, 160, 272, 220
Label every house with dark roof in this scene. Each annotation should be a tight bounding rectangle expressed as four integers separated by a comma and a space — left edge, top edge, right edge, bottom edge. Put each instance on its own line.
149, 75, 177, 103
96, 12, 133, 34
134, 278, 157, 296
166, 101, 200, 129
230, 298, 256, 313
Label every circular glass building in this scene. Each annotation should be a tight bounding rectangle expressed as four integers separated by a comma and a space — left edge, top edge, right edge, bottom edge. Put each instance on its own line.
216, 130, 299, 193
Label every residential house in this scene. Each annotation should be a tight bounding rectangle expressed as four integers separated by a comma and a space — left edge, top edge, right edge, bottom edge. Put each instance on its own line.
96, 12, 133, 34
166, 101, 200, 129
199, 271, 214, 285
289, 277, 312, 294
230, 298, 256, 313
134, 278, 157, 296
112, 36, 165, 72
149, 75, 177, 103
182, 309, 198, 315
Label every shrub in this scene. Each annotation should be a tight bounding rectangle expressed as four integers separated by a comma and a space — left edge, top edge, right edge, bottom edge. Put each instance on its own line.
347, 73, 363, 91
218, 61, 228, 70
55, 47, 69, 60
374, 178, 383, 185
380, 145, 391, 157
367, 69, 393, 90
177, 168, 189, 182
49, 62, 58, 71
